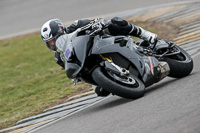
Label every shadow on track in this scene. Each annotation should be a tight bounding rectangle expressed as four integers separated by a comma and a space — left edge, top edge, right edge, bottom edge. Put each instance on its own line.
146, 72, 196, 95
82, 72, 197, 116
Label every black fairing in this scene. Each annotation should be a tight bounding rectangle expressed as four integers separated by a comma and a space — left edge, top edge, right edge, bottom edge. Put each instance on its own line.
65, 35, 90, 78
91, 35, 160, 86
65, 33, 161, 87
92, 35, 145, 75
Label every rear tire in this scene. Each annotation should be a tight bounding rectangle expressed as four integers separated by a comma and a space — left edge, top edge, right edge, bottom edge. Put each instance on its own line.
161, 46, 193, 78
92, 67, 145, 99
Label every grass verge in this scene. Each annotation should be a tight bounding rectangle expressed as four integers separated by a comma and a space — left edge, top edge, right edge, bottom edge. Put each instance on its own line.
0, 34, 91, 129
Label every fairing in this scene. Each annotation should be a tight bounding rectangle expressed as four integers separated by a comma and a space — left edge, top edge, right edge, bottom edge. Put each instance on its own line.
91, 35, 160, 86
56, 30, 90, 78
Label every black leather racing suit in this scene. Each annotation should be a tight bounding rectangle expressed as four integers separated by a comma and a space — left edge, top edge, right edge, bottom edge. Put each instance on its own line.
55, 17, 155, 68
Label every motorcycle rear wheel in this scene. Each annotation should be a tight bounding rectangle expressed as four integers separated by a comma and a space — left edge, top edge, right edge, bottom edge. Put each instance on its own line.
92, 67, 145, 99
161, 46, 193, 78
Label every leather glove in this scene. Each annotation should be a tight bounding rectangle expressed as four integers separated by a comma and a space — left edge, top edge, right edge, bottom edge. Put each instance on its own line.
139, 28, 157, 44
89, 18, 108, 35
111, 17, 129, 27
109, 17, 132, 35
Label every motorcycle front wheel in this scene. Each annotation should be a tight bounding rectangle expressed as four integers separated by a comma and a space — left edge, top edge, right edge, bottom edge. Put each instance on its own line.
92, 67, 145, 99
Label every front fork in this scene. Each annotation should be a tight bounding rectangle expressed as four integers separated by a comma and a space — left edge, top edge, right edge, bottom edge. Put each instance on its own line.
99, 54, 130, 76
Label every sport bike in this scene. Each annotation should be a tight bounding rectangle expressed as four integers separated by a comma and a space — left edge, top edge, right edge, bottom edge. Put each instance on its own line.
56, 22, 193, 99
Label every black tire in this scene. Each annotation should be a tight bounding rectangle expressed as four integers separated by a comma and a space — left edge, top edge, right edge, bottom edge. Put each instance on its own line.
162, 46, 193, 78
92, 67, 145, 99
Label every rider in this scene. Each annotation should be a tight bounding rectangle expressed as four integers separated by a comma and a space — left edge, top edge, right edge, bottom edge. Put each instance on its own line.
40, 17, 157, 96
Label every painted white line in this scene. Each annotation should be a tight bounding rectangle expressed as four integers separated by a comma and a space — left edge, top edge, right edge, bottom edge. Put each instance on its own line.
28, 95, 112, 133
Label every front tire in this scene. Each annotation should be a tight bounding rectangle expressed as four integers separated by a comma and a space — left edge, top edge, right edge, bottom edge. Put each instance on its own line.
92, 67, 145, 99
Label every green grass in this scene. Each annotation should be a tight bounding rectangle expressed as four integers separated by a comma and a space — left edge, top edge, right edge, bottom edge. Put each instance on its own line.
0, 34, 90, 129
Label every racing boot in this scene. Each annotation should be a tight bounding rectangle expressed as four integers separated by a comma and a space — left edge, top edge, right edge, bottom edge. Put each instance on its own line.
94, 86, 110, 97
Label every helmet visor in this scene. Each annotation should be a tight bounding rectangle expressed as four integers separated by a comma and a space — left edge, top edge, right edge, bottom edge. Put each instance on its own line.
46, 38, 57, 51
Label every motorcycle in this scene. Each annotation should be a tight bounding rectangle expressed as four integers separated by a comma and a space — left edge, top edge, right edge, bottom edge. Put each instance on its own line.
55, 22, 193, 99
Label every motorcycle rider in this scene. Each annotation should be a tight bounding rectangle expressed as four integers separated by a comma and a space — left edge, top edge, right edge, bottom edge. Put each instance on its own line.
41, 17, 157, 96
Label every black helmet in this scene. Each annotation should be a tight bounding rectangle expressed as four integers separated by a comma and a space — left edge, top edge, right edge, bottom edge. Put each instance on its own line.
41, 18, 66, 51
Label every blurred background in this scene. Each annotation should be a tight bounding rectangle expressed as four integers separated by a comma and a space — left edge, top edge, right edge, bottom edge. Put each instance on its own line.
0, 0, 183, 39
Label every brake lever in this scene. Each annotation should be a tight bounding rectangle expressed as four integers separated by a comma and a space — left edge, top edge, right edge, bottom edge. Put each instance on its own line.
151, 39, 158, 50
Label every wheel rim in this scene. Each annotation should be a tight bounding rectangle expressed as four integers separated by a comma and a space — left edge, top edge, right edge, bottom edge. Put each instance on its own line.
168, 47, 186, 61
107, 71, 137, 86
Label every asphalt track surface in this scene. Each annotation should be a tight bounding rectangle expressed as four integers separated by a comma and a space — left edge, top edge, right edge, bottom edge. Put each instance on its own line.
34, 56, 200, 133
33, 58, 200, 133
1, 0, 182, 39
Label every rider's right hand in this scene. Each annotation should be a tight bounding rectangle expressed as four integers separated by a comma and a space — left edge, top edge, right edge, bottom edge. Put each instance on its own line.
148, 33, 158, 44
88, 18, 107, 35
140, 30, 158, 44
